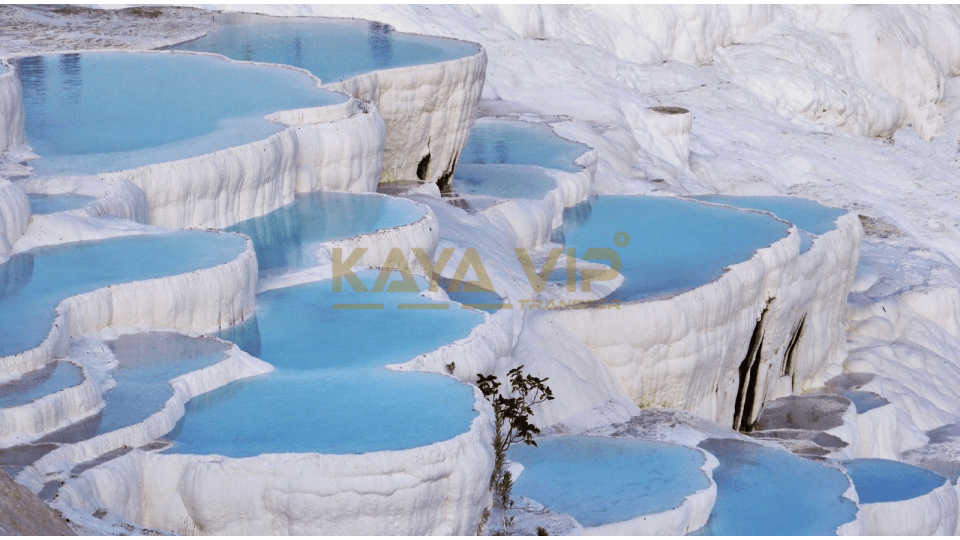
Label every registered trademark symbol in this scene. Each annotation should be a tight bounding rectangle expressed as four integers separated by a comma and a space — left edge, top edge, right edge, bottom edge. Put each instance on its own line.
614, 231, 630, 247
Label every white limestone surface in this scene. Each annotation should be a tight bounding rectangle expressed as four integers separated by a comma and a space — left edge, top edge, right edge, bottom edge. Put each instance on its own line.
629, 106, 693, 170
853, 402, 927, 460
390, 306, 514, 382
0, 233, 257, 384
548, 211, 861, 428
0, 178, 29, 261
326, 48, 487, 187
17, 333, 272, 494
855, 478, 958, 535
54, 387, 495, 536
0, 363, 101, 448
5, 49, 384, 230
478, 149, 596, 251
15, 176, 148, 224
317, 197, 440, 273
61, 95, 383, 230
0, 61, 25, 152
767, 212, 864, 396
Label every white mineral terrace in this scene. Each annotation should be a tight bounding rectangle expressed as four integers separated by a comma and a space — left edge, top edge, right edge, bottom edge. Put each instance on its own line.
1, 4, 960, 537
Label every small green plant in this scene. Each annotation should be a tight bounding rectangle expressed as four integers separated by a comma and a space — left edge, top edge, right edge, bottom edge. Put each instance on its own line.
536, 526, 549, 536
446, 362, 456, 374
476, 365, 554, 535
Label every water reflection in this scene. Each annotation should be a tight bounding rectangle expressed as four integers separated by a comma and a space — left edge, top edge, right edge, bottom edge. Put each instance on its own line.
16, 56, 45, 106
225, 192, 419, 277
0, 253, 34, 303
495, 140, 509, 164
293, 31, 303, 67
168, 13, 478, 83
229, 203, 305, 274
215, 316, 262, 358
367, 22, 394, 68
551, 198, 593, 244
58, 53, 82, 106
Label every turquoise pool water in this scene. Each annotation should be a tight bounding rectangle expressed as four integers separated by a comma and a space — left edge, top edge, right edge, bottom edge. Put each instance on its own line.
27, 193, 96, 215
227, 192, 424, 276
0, 231, 247, 359
169, 14, 479, 83
692, 195, 846, 253
18, 52, 344, 177
451, 164, 557, 200
89, 332, 229, 435
166, 272, 483, 457
843, 458, 945, 504
553, 196, 789, 302
693, 438, 857, 535
0, 361, 83, 408
508, 436, 709, 527
460, 119, 588, 173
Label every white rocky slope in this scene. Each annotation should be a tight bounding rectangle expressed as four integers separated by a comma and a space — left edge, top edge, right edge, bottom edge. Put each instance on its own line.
223, 0, 960, 451
5, 3, 960, 535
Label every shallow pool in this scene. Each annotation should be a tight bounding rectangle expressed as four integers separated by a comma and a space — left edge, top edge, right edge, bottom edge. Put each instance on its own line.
27, 193, 96, 215
0, 361, 83, 408
89, 332, 230, 435
843, 390, 889, 414
460, 119, 588, 173
166, 272, 483, 457
553, 196, 789, 302
508, 436, 709, 528
451, 164, 557, 201
227, 192, 425, 276
0, 231, 247, 359
693, 438, 857, 535
18, 52, 344, 177
692, 195, 845, 253
843, 458, 945, 504
169, 13, 479, 83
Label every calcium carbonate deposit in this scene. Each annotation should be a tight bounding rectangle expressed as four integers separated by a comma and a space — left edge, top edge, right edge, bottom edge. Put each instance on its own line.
2, 3, 960, 536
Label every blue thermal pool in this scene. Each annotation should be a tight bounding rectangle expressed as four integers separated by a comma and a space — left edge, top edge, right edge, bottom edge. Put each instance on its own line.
169, 13, 479, 83
87, 332, 230, 435
227, 192, 425, 276
508, 436, 709, 528
843, 390, 889, 414
693, 438, 857, 535
843, 458, 945, 504
27, 193, 96, 215
459, 119, 589, 173
165, 271, 483, 457
0, 231, 247, 359
692, 195, 846, 254
553, 196, 789, 302
451, 164, 557, 201
0, 361, 83, 408
17, 52, 344, 177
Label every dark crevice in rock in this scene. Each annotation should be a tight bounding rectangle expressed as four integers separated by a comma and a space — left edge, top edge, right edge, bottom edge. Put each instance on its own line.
733, 301, 771, 432
782, 314, 806, 391
436, 156, 457, 192
416, 152, 431, 181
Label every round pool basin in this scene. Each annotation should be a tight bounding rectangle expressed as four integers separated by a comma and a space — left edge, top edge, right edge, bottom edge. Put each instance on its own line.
18, 51, 345, 177
169, 13, 479, 83
508, 436, 710, 528
554, 196, 790, 302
